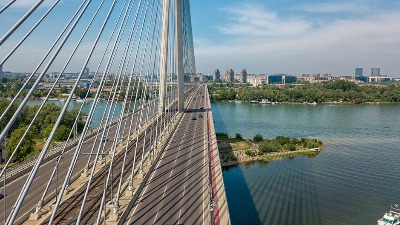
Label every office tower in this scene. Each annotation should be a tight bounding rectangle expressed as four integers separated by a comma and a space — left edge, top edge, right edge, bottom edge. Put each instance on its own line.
240, 69, 247, 83
355, 67, 363, 76
371, 68, 380, 76
225, 69, 234, 82
213, 69, 220, 80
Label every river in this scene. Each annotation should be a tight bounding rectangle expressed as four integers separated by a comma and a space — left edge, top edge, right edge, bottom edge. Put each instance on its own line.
212, 102, 400, 225
27, 99, 125, 127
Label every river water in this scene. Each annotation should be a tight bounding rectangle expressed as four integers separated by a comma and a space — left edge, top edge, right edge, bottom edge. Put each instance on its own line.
27, 100, 124, 127
212, 102, 400, 225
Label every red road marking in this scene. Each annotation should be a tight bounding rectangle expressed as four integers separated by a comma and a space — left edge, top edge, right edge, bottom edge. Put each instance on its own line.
207, 91, 220, 225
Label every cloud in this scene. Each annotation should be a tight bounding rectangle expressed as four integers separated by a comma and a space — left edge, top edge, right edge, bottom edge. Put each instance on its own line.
219, 3, 312, 37
294, 1, 372, 14
195, 2, 400, 76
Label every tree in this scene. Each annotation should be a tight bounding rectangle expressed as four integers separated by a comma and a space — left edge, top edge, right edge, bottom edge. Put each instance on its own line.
253, 133, 263, 143
6, 126, 35, 162
235, 133, 243, 139
54, 125, 71, 141
259, 140, 280, 153
60, 86, 68, 94
43, 124, 54, 138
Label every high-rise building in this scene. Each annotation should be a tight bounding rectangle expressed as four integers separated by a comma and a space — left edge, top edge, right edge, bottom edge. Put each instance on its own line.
355, 68, 363, 76
213, 69, 220, 81
371, 68, 380, 76
0, 64, 3, 76
83, 67, 90, 77
240, 69, 247, 83
224, 69, 234, 82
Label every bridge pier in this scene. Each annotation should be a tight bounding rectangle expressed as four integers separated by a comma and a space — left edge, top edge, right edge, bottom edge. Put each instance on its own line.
158, 0, 170, 114
176, 0, 185, 112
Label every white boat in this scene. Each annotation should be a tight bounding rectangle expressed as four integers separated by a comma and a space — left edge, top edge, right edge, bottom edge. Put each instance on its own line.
260, 99, 270, 104
378, 205, 400, 225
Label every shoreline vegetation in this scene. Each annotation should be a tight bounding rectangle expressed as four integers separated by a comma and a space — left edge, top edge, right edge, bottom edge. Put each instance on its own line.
217, 133, 323, 167
208, 80, 400, 104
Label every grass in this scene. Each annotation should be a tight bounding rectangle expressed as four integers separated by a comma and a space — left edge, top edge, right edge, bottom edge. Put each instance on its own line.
216, 136, 253, 153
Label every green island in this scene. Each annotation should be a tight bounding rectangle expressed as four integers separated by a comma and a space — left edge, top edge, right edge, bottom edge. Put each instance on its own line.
209, 80, 400, 103
217, 133, 323, 166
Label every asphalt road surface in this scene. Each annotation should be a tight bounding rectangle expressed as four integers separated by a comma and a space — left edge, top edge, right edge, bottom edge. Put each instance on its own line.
125, 85, 210, 225
0, 89, 189, 225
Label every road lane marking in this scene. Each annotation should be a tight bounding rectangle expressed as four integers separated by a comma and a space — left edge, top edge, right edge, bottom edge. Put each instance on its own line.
178, 208, 182, 224
152, 209, 159, 225
162, 185, 168, 198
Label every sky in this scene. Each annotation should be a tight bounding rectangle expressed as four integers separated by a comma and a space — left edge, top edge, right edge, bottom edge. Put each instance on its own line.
1, 0, 400, 77
190, 0, 400, 76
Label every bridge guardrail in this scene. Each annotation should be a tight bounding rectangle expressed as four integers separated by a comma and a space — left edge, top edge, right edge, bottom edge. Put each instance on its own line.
0, 104, 149, 187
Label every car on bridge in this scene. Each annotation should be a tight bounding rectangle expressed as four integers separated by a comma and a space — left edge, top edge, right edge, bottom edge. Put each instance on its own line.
187, 108, 193, 112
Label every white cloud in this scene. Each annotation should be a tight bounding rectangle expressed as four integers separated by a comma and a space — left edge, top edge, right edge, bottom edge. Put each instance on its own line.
195, 3, 400, 76
219, 3, 312, 37
294, 2, 372, 14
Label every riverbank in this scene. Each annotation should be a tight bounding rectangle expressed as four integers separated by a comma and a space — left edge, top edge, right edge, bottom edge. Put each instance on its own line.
217, 135, 323, 166
219, 148, 321, 167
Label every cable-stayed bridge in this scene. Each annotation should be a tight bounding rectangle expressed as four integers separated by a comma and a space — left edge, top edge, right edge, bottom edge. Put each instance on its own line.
0, 0, 230, 224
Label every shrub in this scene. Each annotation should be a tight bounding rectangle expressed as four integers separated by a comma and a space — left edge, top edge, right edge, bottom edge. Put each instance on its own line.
245, 149, 255, 157
259, 140, 280, 153
253, 133, 263, 143
216, 132, 229, 138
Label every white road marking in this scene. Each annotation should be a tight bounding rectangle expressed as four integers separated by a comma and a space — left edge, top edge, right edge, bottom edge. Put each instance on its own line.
162, 185, 168, 198
152, 209, 159, 225
178, 208, 182, 224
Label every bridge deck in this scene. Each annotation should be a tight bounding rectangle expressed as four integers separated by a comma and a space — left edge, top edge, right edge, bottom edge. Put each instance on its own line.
124, 86, 210, 224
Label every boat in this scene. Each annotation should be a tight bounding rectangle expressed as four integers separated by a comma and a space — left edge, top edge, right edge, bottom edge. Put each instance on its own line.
249, 100, 259, 104
260, 99, 270, 104
377, 205, 400, 225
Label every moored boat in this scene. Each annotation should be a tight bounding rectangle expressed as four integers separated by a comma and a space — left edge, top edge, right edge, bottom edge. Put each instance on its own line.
378, 205, 400, 225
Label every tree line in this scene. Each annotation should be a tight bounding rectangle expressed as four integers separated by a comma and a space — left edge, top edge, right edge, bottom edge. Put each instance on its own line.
209, 80, 400, 103
1, 100, 86, 162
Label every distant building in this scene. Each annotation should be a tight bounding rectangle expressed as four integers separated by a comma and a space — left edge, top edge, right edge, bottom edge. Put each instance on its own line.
83, 67, 90, 77
240, 69, 247, 83
371, 68, 380, 76
355, 76, 368, 82
267, 74, 297, 84
213, 69, 220, 81
284, 75, 297, 84
355, 68, 363, 76
0, 64, 3, 76
248, 75, 268, 86
51, 72, 60, 79
369, 75, 391, 83
224, 69, 234, 82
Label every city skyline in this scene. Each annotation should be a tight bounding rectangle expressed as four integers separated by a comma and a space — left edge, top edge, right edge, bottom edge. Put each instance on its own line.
1, 0, 400, 76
